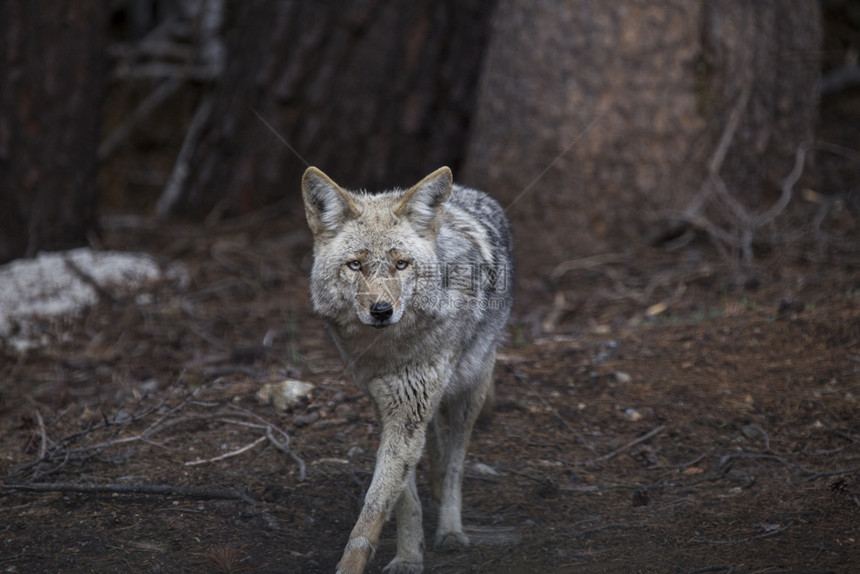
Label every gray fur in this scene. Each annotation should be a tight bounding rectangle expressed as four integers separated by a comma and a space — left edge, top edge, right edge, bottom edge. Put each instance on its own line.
302, 166, 513, 574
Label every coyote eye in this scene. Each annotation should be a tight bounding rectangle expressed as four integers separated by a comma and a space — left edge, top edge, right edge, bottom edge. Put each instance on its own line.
395, 259, 409, 270
346, 260, 362, 271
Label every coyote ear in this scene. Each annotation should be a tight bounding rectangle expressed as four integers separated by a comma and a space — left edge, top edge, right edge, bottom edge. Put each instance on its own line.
394, 167, 453, 235
302, 167, 361, 237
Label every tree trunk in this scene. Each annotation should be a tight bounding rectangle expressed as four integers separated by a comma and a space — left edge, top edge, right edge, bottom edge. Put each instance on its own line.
462, 0, 821, 271
0, 1, 107, 264
174, 0, 496, 219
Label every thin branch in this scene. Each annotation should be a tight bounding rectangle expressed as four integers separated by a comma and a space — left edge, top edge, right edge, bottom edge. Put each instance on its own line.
185, 435, 267, 466
717, 452, 794, 473
709, 172, 753, 228
14, 393, 306, 490
814, 140, 860, 164
691, 521, 793, 545
754, 141, 810, 227
98, 78, 181, 161
675, 79, 810, 262
679, 565, 735, 574
550, 253, 626, 281
227, 404, 307, 481
1, 482, 259, 505
708, 85, 752, 177
594, 425, 666, 463
156, 95, 215, 218
34, 410, 48, 462
267, 425, 307, 482
682, 83, 752, 221
801, 466, 860, 482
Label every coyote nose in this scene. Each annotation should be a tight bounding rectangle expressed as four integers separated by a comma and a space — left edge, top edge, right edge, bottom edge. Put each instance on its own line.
370, 301, 393, 322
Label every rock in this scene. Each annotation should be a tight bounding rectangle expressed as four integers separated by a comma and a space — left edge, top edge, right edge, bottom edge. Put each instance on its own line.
0, 247, 185, 351
293, 411, 320, 427
256, 379, 315, 410
471, 462, 499, 476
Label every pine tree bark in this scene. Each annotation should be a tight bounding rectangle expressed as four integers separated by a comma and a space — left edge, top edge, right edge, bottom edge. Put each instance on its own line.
0, 2, 107, 263
461, 0, 821, 270
175, 0, 496, 219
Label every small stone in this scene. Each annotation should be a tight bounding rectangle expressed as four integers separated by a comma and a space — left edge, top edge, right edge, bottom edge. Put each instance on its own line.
632, 489, 649, 507
472, 462, 499, 476
293, 411, 320, 427
257, 379, 315, 411
623, 408, 642, 421
778, 296, 803, 314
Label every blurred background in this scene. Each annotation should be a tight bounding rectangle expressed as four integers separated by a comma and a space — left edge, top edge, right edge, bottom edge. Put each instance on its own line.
0, 0, 857, 277
2, 5, 860, 571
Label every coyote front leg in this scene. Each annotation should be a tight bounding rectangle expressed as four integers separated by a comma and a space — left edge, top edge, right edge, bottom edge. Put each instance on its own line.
336, 384, 433, 574
432, 360, 494, 551
384, 468, 424, 573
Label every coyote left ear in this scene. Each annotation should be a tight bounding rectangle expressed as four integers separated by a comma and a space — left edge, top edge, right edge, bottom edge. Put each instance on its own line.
302, 167, 361, 238
395, 167, 453, 235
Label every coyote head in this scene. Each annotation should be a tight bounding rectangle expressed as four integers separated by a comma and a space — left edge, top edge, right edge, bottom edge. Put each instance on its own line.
302, 166, 452, 330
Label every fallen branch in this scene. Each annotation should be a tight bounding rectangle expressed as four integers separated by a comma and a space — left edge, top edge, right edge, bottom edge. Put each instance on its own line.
691, 521, 793, 545
185, 435, 266, 466
1, 481, 258, 505
34, 410, 48, 462
550, 253, 626, 281
267, 425, 307, 482
594, 425, 666, 463
801, 466, 860, 482
717, 452, 794, 473
15, 396, 177, 481
156, 95, 215, 218
679, 565, 735, 574
225, 404, 307, 482
14, 395, 305, 484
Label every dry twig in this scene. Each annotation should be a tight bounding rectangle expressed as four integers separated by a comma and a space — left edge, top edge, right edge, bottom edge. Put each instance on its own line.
13, 393, 305, 484
1, 481, 259, 505
98, 78, 182, 161
675, 83, 812, 263
185, 435, 267, 466
156, 96, 214, 217
691, 521, 793, 545
679, 565, 735, 574
34, 410, 48, 462
593, 425, 666, 463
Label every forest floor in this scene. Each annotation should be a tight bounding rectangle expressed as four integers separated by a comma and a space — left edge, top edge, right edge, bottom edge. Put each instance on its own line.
1, 211, 858, 574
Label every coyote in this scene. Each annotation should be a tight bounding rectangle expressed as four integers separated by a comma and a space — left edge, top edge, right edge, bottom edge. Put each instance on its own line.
302, 166, 514, 573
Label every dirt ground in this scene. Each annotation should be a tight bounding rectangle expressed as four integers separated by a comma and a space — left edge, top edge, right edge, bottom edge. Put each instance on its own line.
1, 207, 858, 574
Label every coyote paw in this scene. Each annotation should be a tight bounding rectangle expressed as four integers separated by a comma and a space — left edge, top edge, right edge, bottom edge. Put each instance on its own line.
434, 531, 470, 552
382, 557, 423, 574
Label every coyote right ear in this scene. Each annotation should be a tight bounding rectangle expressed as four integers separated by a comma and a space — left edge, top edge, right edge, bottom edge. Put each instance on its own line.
302, 167, 361, 237
395, 166, 453, 237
